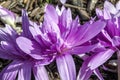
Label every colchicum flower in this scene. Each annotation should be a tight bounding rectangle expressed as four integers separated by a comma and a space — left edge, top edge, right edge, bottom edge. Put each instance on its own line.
0, 6, 16, 28
77, 1, 120, 80
0, 9, 52, 80
15, 4, 106, 80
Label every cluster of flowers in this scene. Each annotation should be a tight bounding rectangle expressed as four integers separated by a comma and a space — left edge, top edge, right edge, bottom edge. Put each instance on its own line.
0, 0, 119, 80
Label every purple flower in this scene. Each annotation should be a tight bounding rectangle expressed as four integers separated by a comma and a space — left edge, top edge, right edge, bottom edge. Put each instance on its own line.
0, 10, 50, 80
96, 0, 120, 19
0, 6, 16, 27
16, 5, 106, 80
77, 45, 114, 80
77, 1, 120, 80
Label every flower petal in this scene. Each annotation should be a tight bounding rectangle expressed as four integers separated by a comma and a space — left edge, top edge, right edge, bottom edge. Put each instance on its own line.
0, 6, 16, 27
16, 37, 44, 60
33, 65, 49, 80
0, 61, 21, 80
88, 49, 114, 70
77, 66, 92, 80
45, 4, 58, 24
116, 0, 120, 10
77, 49, 114, 80
0, 25, 18, 42
68, 43, 98, 54
96, 8, 103, 18
56, 54, 76, 80
104, 1, 117, 14
18, 62, 31, 80
70, 20, 106, 46
22, 10, 32, 38
93, 69, 104, 80
56, 6, 65, 16
112, 36, 120, 49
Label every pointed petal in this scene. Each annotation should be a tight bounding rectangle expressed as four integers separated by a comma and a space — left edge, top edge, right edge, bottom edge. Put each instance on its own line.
16, 37, 44, 60
22, 10, 32, 38
77, 66, 92, 80
0, 40, 22, 59
56, 6, 65, 16
88, 49, 114, 70
104, 1, 117, 14
116, 1, 120, 10
96, 8, 103, 18
0, 6, 15, 27
59, 8, 72, 36
93, 69, 104, 80
56, 54, 76, 80
18, 62, 31, 80
0, 25, 18, 42
45, 4, 58, 24
33, 65, 49, 80
73, 20, 106, 46
103, 8, 112, 19
112, 36, 120, 49
77, 49, 114, 80
29, 26, 51, 48
0, 61, 22, 80
69, 43, 98, 54
44, 13, 60, 39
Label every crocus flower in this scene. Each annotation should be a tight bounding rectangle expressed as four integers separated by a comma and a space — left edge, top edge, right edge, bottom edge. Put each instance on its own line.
0, 9, 52, 80
16, 4, 106, 80
77, 1, 120, 80
96, 0, 120, 19
0, 6, 16, 28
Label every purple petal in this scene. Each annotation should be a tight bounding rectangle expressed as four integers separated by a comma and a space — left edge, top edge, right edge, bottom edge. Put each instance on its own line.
106, 19, 120, 37
0, 61, 21, 80
0, 40, 22, 58
45, 4, 58, 24
103, 8, 112, 19
16, 37, 44, 60
43, 14, 60, 38
56, 6, 65, 16
93, 69, 104, 80
18, 62, 31, 80
77, 67, 92, 80
112, 36, 120, 49
64, 16, 79, 40
68, 43, 98, 54
96, 8, 103, 18
22, 10, 32, 39
56, 54, 76, 80
0, 50, 15, 59
33, 65, 49, 80
116, 1, 120, 10
98, 30, 112, 47
0, 6, 15, 27
77, 49, 114, 80
88, 49, 114, 70
29, 26, 51, 48
78, 20, 106, 45
60, 0, 67, 4
68, 20, 106, 46
59, 8, 72, 37
104, 1, 117, 14
0, 25, 18, 41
